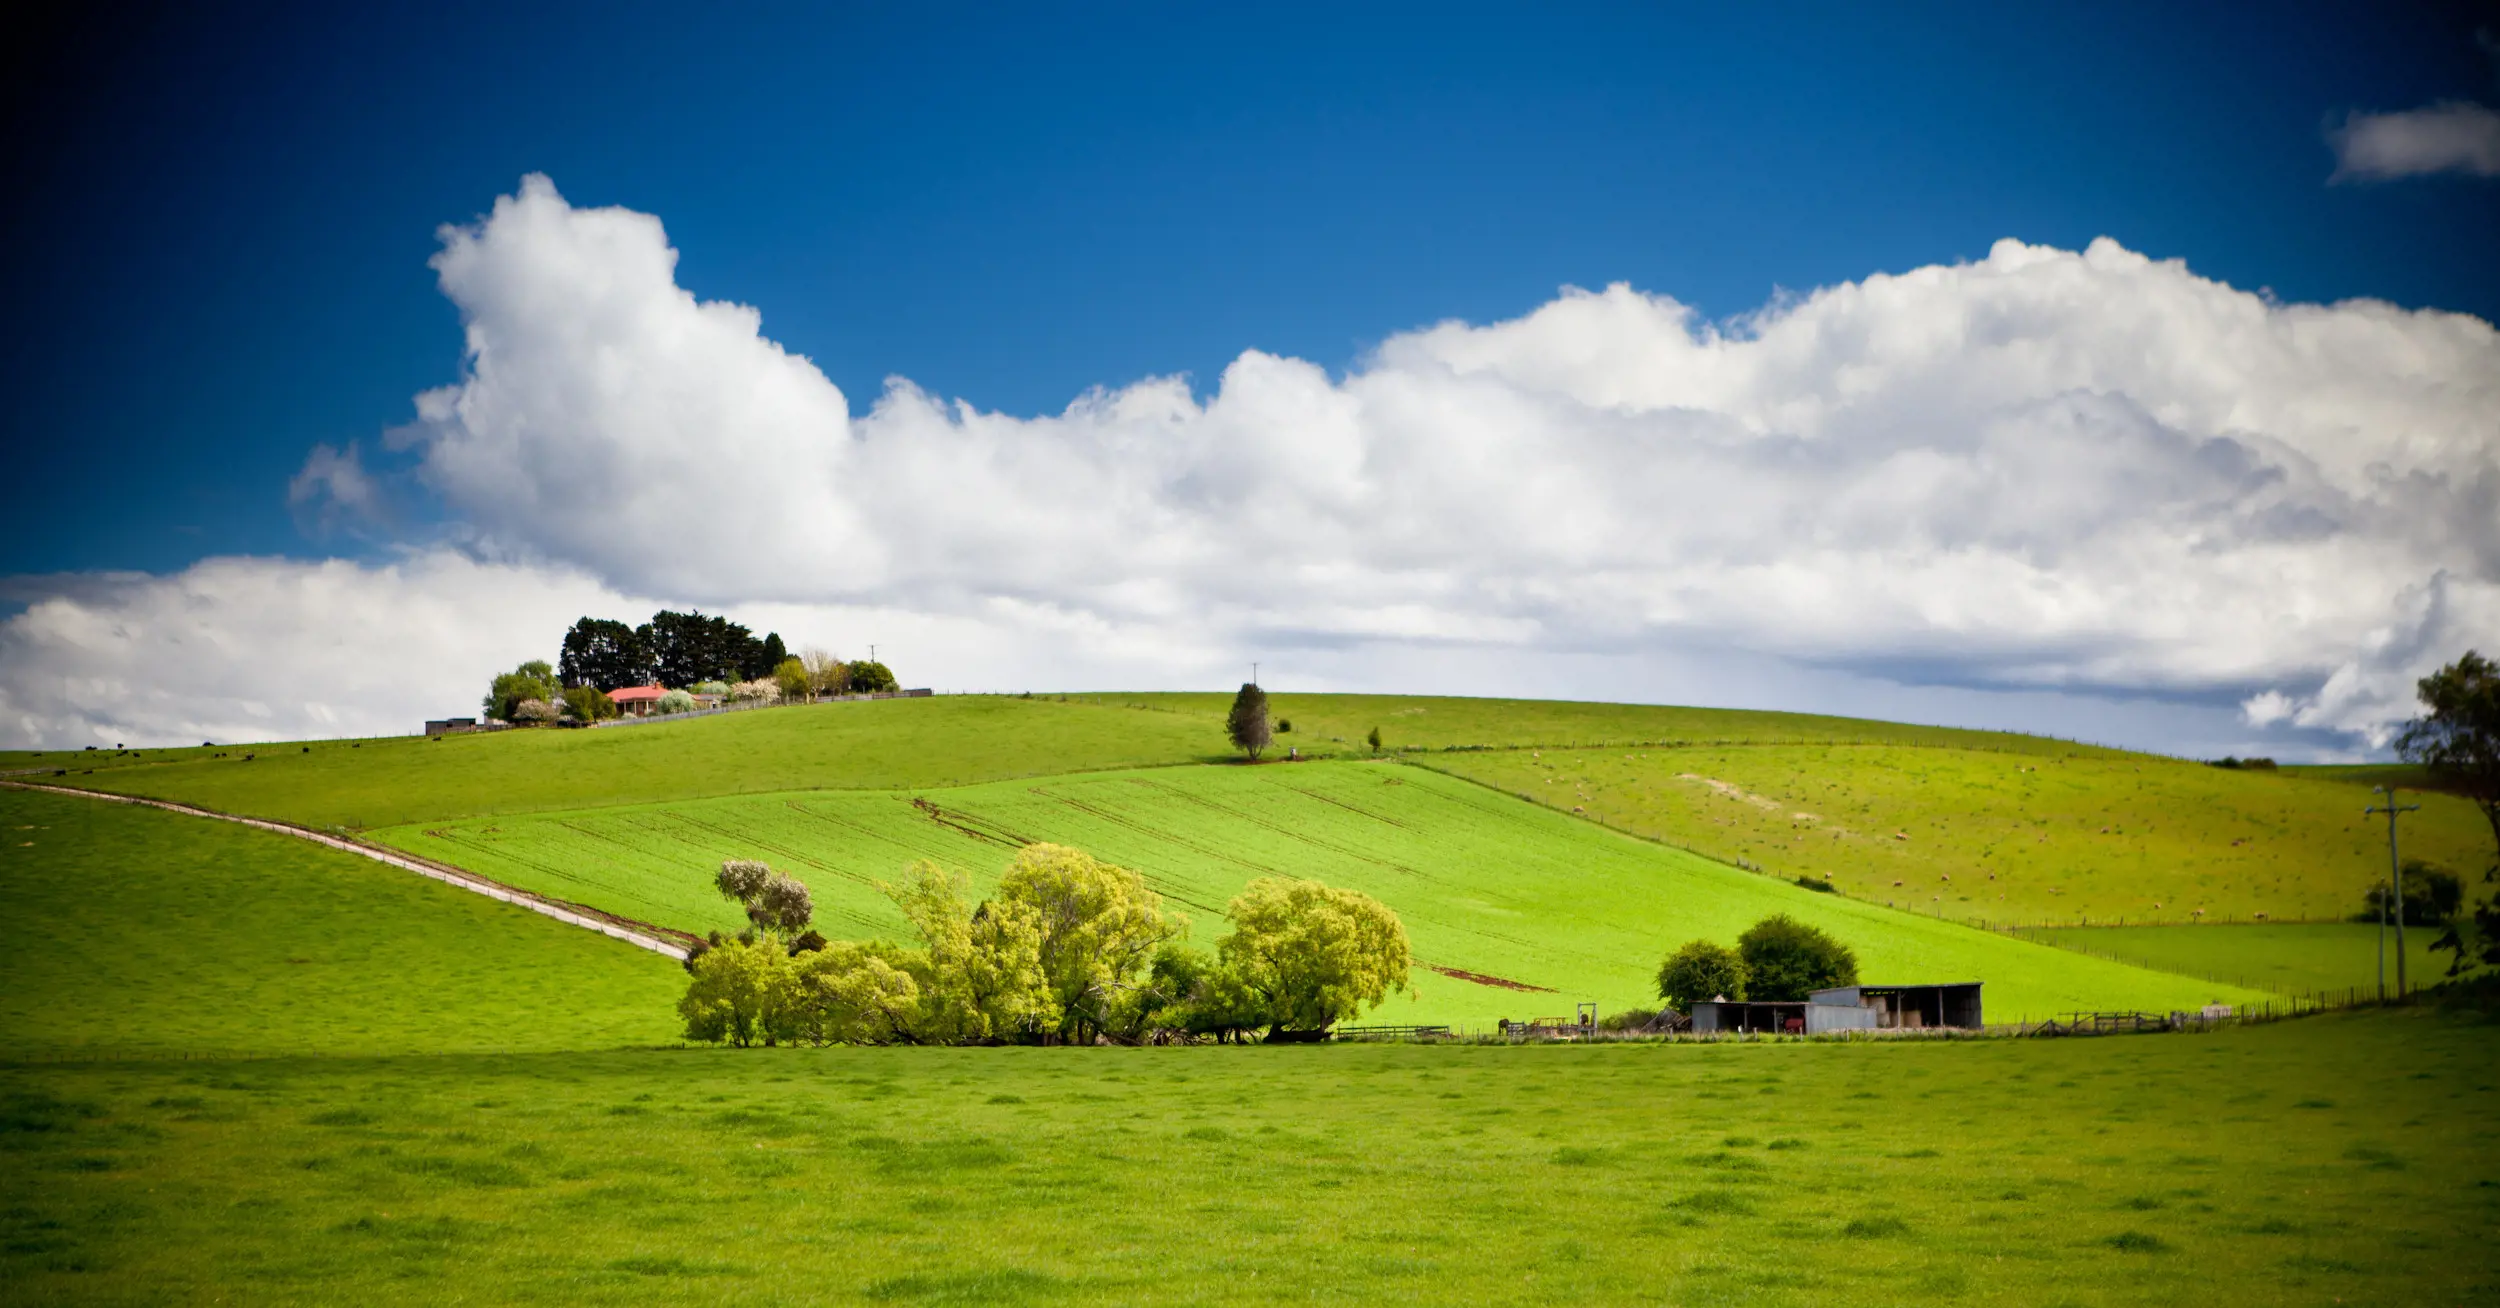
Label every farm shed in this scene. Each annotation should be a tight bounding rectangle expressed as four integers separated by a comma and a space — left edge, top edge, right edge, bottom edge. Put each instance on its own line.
1809, 983, 1983, 1030
425, 717, 478, 737
1688, 1000, 1879, 1034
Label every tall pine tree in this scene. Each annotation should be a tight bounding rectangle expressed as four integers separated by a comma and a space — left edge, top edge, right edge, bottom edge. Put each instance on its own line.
1226, 683, 1272, 761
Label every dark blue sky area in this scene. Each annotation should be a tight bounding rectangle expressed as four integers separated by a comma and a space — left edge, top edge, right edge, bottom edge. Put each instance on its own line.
5, 1, 2496, 576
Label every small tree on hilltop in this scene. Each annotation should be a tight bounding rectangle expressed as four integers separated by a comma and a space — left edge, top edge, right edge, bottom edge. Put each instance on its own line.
1737, 915, 1858, 1001
1657, 939, 1749, 1012
848, 660, 899, 694
1218, 877, 1410, 1040
1227, 683, 1272, 761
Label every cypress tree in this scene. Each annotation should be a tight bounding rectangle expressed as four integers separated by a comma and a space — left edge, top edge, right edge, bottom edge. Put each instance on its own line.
1226, 683, 1272, 761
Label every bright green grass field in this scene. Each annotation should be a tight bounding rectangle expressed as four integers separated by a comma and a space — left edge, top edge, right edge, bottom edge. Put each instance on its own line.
2020, 924, 2457, 999
1102, 691, 2124, 756
4, 1011, 2493, 1306
0, 788, 681, 1056
35, 692, 2130, 833
44, 696, 1227, 829
1423, 744, 2496, 928
369, 762, 2268, 1025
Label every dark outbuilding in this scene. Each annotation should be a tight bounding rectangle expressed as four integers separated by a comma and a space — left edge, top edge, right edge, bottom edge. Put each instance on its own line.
1688, 999, 1878, 1034
1809, 983, 1983, 1029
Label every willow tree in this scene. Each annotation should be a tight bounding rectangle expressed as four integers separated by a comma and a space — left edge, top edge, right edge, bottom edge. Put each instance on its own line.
1217, 878, 1409, 1040
992, 844, 1186, 1043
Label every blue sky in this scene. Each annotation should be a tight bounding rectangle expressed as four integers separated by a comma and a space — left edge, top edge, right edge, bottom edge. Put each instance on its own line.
1, 3, 2495, 752
7, 2, 2494, 574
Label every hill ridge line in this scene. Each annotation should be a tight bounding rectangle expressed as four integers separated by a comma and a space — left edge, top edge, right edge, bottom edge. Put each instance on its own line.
1, 781, 693, 960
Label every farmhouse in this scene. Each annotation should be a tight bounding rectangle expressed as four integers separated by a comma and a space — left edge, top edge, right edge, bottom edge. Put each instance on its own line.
606, 684, 668, 717
1689, 983, 1984, 1034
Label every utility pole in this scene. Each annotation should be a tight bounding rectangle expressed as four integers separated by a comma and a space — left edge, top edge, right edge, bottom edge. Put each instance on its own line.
1251, 661, 1258, 687
2365, 786, 2421, 1000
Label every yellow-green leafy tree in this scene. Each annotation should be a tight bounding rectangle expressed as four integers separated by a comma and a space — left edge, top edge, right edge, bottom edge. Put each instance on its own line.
991, 844, 1187, 1043
879, 860, 1052, 1043
677, 934, 797, 1047
1217, 878, 1410, 1040
791, 940, 924, 1045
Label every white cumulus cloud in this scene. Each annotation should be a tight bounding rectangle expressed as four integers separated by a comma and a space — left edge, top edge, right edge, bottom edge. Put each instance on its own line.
395, 177, 2499, 740
0, 554, 637, 750
6, 174, 2496, 752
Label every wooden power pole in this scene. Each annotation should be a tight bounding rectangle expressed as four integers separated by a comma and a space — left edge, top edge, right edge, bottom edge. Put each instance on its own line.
2365, 787, 2421, 999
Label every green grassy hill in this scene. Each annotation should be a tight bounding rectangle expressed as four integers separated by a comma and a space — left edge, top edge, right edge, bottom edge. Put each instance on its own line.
0, 788, 681, 1056
41, 691, 2483, 1009
41, 696, 1225, 828
6, 697, 2494, 1304
25, 691, 2120, 831
369, 761, 2268, 1024
1106, 691, 2122, 755
2019, 923, 2452, 998
1423, 743, 2494, 928
45, 694, 2477, 943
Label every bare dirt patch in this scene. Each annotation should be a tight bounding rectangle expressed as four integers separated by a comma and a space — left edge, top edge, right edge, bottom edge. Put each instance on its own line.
1423, 963, 1555, 993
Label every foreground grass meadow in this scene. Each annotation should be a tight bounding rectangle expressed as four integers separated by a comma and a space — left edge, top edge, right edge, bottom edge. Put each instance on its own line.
4, 1013, 2494, 1306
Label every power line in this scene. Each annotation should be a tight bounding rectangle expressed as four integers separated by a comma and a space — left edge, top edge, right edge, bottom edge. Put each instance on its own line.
2364, 786, 2421, 1000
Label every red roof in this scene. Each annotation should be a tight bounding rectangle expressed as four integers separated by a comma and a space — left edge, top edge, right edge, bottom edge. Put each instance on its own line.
607, 684, 667, 702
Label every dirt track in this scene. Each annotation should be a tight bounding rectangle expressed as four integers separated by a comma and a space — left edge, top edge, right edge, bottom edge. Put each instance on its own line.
2, 781, 693, 960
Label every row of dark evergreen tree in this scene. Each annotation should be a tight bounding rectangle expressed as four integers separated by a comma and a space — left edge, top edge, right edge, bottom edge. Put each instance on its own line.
557, 611, 788, 690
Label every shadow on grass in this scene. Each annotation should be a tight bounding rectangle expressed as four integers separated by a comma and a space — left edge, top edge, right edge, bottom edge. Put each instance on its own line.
865, 1268, 1071, 1303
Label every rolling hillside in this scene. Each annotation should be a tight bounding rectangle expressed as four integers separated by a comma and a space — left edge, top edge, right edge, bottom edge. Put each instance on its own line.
0, 788, 680, 1056
25, 690, 2120, 830
1422, 743, 2493, 927
369, 761, 2268, 1024
42, 694, 2474, 941
39, 696, 1224, 828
